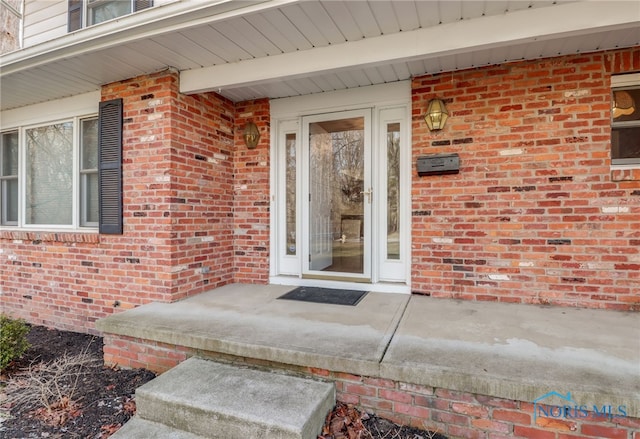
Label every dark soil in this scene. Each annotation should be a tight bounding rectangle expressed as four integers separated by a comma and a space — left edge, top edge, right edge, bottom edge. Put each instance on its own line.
0, 326, 155, 439
323, 403, 447, 439
1, 326, 446, 439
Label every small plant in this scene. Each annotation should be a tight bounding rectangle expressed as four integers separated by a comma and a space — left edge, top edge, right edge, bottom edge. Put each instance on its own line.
0, 315, 31, 371
6, 347, 99, 415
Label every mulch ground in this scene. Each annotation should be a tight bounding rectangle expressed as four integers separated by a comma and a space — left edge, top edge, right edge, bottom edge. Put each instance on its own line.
0, 325, 446, 439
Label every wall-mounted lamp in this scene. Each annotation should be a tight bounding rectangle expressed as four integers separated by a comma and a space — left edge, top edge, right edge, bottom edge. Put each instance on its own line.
424, 98, 449, 131
612, 90, 635, 119
242, 121, 260, 149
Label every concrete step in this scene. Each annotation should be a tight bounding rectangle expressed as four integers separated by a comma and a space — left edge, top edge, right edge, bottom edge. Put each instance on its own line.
134, 357, 335, 439
109, 418, 207, 439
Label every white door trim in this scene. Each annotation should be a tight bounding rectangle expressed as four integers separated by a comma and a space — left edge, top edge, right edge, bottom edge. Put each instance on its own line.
269, 82, 411, 290
270, 81, 410, 120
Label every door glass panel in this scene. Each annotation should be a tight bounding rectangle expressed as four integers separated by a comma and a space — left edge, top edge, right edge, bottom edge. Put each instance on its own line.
309, 117, 365, 273
387, 123, 400, 260
285, 133, 297, 255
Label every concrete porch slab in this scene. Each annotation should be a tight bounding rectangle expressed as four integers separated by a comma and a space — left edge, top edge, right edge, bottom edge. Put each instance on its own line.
97, 283, 640, 417
96, 284, 409, 377
382, 296, 640, 416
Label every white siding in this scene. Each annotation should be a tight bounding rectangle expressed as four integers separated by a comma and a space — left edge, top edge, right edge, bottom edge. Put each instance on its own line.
21, 0, 175, 48
22, 0, 67, 48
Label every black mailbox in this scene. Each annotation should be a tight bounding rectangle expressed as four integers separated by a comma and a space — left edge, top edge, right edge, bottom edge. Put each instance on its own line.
416, 153, 460, 176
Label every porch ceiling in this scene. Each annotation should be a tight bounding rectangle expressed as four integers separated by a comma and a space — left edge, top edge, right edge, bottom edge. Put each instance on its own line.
1, 0, 639, 111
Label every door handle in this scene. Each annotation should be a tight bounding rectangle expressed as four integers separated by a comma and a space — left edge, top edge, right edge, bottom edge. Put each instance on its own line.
360, 187, 373, 204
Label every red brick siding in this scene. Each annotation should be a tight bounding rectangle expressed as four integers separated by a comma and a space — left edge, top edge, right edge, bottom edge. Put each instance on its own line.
101, 334, 640, 439
2, 48, 639, 334
233, 99, 271, 284
167, 77, 236, 300
102, 70, 236, 301
321, 369, 639, 439
411, 48, 640, 310
0, 70, 238, 332
103, 334, 189, 372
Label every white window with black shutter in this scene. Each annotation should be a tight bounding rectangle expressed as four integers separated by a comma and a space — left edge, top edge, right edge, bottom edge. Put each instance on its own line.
68, 0, 153, 32
0, 93, 123, 234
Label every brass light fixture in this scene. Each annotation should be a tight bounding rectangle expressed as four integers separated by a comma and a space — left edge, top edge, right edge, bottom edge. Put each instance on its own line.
242, 121, 260, 149
424, 98, 449, 131
612, 90, 635, 119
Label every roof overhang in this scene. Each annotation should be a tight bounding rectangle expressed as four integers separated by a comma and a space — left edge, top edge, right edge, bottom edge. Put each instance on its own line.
181, 1, 640, 95
1, 0, 639, 112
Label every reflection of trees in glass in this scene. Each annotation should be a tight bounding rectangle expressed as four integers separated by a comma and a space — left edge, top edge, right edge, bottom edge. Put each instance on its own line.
285, 134, 296, 255
386, 124, 400, 260
333, 130, 364, 204
26, 123, 73, 225
387, 125, 400, 234
310, 118, 365, 249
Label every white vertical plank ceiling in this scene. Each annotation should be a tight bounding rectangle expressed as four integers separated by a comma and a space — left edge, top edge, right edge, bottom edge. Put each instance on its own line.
1, 0, 639, 110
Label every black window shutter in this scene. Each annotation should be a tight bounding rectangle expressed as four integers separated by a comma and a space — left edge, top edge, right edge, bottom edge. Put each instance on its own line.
68, 0, 83, 32
134, 0, 153, 12
98, 99, 123, 235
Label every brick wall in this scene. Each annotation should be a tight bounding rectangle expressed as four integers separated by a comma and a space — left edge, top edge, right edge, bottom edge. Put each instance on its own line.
330, 372, 640, 439
330, 370, 640, 439
3, 48, 639, 333
411, 48, 640, 310
233, 99, 271, 284
1, 70, 239, 332
101, 334, 640, 439
164, 73, 237, 299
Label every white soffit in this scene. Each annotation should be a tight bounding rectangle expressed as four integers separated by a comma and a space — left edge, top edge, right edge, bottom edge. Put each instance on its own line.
180, 1, 640, 95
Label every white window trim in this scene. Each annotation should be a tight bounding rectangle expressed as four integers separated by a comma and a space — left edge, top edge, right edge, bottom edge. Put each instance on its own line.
85, 0, 135, 27
611, 73, 640, 168
377, 106, 411, 283
7, 116, 97, 231
274, 119, 300, 276
0, 130, 19, 226
1, 93, 100, 232
79, 118, 99, 228
611, 73, 640, 88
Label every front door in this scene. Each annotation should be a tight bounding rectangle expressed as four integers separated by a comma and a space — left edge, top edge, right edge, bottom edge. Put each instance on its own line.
302, 109, 372, 281
271, 83, 411, 289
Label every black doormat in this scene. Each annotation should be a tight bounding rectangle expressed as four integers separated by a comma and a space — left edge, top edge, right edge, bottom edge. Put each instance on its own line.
278, 287, 368, 306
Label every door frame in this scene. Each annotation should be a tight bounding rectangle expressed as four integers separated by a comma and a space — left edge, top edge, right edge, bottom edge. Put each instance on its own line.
301, 108, 373, 281
269, 82, 412, 293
